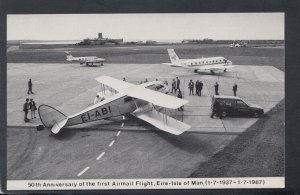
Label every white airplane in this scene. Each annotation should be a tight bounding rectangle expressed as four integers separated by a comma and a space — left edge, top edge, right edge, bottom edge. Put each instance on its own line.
65, 51, 105, 66
163, 49, 235, 75
38, 76, 190, 135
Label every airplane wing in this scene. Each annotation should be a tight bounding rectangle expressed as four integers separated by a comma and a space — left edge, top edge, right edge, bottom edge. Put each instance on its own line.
162, 63, 187, 67
132, 105, 190, 135
95, 76, 134, 92
126, 86, 188, 109
194, 64, 235, 71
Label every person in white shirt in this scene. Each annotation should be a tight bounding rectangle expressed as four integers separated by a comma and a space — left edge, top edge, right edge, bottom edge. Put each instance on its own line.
94, 95, 103, 104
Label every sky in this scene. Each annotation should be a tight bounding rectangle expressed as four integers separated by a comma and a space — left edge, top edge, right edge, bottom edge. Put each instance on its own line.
7, 13, 284, 41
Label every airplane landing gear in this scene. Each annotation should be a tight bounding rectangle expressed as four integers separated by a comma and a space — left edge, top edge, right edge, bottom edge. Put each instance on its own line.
194, 69, 198, 73
224, 69, 227, 72
210, 70, 215, 75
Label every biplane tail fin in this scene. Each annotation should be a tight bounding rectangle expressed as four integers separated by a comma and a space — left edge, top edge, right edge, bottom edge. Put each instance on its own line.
38, 104, 69, 134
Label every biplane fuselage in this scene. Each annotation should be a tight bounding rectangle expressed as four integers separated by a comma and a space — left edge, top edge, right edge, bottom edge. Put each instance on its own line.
67, 93, 148, 126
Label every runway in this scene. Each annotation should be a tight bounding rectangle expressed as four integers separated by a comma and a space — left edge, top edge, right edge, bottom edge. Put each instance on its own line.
7, 62, 284, 179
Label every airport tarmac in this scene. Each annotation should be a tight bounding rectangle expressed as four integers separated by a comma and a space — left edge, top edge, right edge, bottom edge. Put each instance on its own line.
7, 62, 284, 179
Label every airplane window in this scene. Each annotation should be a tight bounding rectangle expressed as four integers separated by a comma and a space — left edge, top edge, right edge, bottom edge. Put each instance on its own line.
124, 97, 133, 103
156, 85, 164, 90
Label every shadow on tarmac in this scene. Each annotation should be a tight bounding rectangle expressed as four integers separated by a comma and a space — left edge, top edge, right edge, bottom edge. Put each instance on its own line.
153, 130, 212, 156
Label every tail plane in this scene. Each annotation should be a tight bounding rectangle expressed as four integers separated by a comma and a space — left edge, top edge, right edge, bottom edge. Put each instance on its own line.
167, 49, 180, 63
65, 51, 74, 61
38, 104, 69, 134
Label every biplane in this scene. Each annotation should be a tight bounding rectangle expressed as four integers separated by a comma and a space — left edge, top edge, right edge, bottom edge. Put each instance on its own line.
38, 76, 191, 135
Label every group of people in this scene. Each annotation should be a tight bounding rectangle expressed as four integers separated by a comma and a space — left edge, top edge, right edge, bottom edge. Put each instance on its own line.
23, 79, 37, 122
214, 82, 238, 96
171, 77, 181, 94
23, 97, 37, 122
188, 80, 204, 96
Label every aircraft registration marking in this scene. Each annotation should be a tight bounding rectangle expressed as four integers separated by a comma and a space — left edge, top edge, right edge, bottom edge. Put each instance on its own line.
80, 106, 112, 123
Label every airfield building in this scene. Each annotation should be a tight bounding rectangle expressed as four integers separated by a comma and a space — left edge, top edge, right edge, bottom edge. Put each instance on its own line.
77, 33, 123, 46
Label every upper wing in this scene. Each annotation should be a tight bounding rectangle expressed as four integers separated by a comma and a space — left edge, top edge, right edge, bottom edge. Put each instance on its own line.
95, 76, 134, 92
126, 85, 188, 109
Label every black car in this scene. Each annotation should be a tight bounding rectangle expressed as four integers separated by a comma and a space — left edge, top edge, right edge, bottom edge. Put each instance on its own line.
212, 95, 264, 118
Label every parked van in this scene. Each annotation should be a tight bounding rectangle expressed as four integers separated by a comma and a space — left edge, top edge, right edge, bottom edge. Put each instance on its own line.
211, 95, 264, 118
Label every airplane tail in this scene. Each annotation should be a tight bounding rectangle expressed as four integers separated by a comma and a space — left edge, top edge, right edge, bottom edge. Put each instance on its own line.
65, 51, 74, 61
38, 104, 69, 134
167, 49, 180, 63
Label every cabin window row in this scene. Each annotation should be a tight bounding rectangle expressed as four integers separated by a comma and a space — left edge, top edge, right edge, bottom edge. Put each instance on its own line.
190, 59, 225, 65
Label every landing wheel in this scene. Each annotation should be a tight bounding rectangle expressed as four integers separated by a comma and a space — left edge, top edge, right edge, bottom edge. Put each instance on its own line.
194, 69, 198, 73
220, 111, 227, 118
224, 69, 227, 72
253, 112, 261, 118
211, 70, 215, 75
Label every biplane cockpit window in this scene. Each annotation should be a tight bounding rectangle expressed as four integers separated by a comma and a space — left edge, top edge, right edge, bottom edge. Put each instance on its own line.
124, 97, 133, 103
155, 84, 164, 90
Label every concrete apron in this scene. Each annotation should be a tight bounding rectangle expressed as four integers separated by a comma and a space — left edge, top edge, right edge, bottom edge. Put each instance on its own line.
7, 63, 284, 134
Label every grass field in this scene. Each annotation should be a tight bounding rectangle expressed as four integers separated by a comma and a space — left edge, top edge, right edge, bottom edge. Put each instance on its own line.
7, 44, 285, 71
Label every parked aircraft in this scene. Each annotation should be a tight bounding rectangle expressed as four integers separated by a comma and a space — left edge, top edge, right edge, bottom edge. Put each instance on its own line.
65, 51, 105, 66
163, 49, 235, 75
38, 76, 190, 135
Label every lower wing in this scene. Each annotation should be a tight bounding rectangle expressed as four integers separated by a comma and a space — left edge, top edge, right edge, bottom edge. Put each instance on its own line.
162, 63, 187, 67
194, 64, 235, 71
131, 105, 190, 135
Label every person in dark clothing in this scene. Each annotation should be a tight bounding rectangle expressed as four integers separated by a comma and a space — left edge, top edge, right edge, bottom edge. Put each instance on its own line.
177, 90, 184, 111
176, 77, 181, 92
233, 83, 238, 96
195, 80, 200, 96
27, 79, 34, 94
199, 81, 203, 96
29, 98, 37, 119
210, 100, 222, 119
214, 82, 219, 95
171, 78, 177, 94
23, 98, 29, 122
188, 80, 195, 95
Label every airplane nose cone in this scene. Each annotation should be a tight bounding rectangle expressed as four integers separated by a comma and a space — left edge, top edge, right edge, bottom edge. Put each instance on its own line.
226, 61, 233, 65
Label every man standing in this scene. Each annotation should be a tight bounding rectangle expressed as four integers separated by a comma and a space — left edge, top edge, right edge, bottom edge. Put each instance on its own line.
29, 98, 37, 119
177, 90, 184, 111
214, 82, 219, 95
195, 80, 200, 96
233, 83, 238, 96
23, 98, 29, 122
211, 100, 221, 119
199, 81, 203, 96
171, 78, 176, 94
188, 80, 195, 95
176, 77, 181, 92
27, 78, 34, 94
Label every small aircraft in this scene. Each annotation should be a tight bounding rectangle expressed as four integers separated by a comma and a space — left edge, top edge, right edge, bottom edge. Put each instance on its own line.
65, 51, 105, 66
38, 76, 190, 135
163, 49, 235, 75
